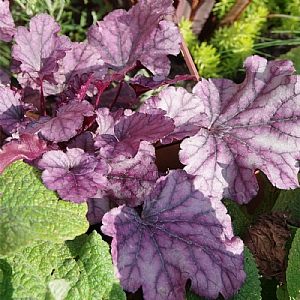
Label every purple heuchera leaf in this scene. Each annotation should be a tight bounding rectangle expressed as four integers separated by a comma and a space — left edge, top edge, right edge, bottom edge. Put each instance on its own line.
87, 0, 181, 80
104, 141, 158, 206
0, 134, 51, 175
12, 14, 71, 82
0, 0, 16, 42
0, 69, 10, 86
95, 109, 174, 158
39, 100, 94, 142
38, 148, 109, 203
140, 86, 206, 143
102, 170, 245, 300
0, 86, 30, 134
179, 55, 300, 203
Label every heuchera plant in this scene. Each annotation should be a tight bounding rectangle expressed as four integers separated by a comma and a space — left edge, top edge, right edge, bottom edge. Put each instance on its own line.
0, 0, 300, 299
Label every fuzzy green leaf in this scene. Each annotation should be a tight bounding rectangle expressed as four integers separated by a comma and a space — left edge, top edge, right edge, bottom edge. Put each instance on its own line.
0, 232, 126, 299
286, 228, 300, 299
0, 161, 89, 256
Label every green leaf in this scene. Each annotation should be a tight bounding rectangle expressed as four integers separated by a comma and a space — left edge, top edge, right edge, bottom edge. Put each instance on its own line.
0, 161, 89, 256
229, 246, 261, 300
222, 199, 251, 238
286, 228, 300, 300
1, 232, 126, 299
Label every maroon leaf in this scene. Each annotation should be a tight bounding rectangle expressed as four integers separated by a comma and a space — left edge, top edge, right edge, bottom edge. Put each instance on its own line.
87, 0, 181, 80
102, 170, 245, 299
178, 56, 300, 203
0, 134, 50, 175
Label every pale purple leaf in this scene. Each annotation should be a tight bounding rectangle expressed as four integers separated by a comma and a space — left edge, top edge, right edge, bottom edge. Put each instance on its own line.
87, 0, 181, 80
12, 14, 71, 78
40, 100, 94, 142
101, 170, 246, 300
95, 110, 174, 158
38, 148, 109, 203
0, 0, 16, 42
0, 134, 50, 175
104, 141, 158, 206
179, 55, 300, 203
141, 86, 206, 143
0, 86, 29, 134
61, 42, 106, 83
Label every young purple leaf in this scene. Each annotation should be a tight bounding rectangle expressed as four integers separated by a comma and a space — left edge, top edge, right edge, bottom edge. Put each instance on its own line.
104, 141, 158, 207
95, 109, 174, 158
0, 134, 50, 175
0, 86, 30, 134
12, 14, 71, 81
39, 100, 94, 142
140, 86, 206, 143
102, 170, 245, 300
87, 0, 181, 80
178, 55, 300, 204
0, 0, 16, 42
38, 148, 109, 203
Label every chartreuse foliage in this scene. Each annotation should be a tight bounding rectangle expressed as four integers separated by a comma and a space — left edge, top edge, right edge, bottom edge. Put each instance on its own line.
0, 231, 126, 299
0, 161, 89, 256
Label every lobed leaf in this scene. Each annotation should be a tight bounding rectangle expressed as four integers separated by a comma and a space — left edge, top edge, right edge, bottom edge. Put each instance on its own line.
179, 56, 300, 203
102, 170, 246, 300
12, 14, 71, 81
39, 100, 94, 142
0, 0, 16, 42
87, 0, 181, 80
38, 148, 109, 203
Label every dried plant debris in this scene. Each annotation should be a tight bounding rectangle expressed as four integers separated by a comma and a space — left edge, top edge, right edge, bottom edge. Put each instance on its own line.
244, 211, 291, 282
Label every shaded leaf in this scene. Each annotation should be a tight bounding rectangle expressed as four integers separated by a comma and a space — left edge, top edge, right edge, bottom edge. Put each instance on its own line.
102, 170, 245, 300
